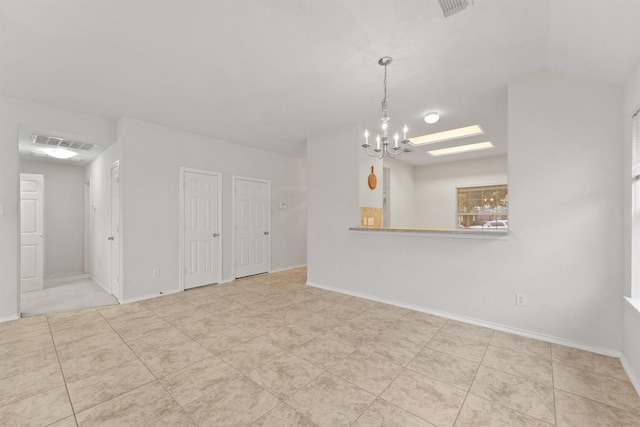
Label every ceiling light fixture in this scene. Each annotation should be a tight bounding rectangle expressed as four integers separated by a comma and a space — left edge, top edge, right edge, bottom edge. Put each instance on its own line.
428, 141, 494, 156
40, 147, 78, 159
410, 124, 484, 146
424, 112, 440, 124
362, 57, 411, 159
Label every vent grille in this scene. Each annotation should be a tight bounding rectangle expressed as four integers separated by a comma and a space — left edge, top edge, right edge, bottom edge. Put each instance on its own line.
438, 0, 468, 17
31, 134, 97, 151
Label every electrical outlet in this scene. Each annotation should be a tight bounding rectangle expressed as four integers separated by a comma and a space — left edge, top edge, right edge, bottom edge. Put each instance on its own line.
152, 269, 160, 278
516, 293, 527, 306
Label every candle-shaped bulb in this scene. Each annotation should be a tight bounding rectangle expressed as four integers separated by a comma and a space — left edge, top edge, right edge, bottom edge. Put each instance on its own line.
394, 132, 399, 148
403, 124, 408, 140
376, 135, 381, 150
364, 129, 369, 145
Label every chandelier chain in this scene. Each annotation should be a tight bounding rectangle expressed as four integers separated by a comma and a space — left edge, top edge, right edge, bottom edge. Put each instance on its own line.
382, 63, 388, 118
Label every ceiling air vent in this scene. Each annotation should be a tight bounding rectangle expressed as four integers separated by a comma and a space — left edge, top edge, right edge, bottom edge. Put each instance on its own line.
438, 0, 468, 17
31, 133, 97, 151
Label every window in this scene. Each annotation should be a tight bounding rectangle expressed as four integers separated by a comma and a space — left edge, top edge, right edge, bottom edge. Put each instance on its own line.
457, 184, 508, 229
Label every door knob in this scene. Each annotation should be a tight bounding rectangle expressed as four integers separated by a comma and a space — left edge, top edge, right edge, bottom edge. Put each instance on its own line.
107, 236, 114, 241
213, 233, 219, 237
264, 231, 269, 235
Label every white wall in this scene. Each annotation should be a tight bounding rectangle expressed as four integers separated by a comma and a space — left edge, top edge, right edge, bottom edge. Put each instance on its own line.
383, 157, 415, 228
20, 161, 86, 278
307, 70, 624, 352
413, 156, 508, 229
118, 117, 307, 302
85, 142, 121, 291
622, 63, 640, 390
308, 126, 360, 282
0, 96, 116, 320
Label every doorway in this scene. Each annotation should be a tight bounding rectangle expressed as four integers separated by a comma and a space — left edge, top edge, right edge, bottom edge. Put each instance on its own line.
180, 168, 222, 290
233, 176, 271, 279
18, 161, 118, 316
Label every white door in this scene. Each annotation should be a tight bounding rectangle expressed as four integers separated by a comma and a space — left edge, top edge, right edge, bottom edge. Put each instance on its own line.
110, 163, 121, 299
234, 178, 270, 278
183, 170, 221, 289
20, 173, 44, 292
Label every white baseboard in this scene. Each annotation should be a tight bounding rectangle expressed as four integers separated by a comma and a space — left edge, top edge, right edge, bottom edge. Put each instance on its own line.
271, 264, 307, 273
90, 276, 110, 294
620, 353, 640, 396
0, 314, 20, 323
121, 288, 181, 304
306, 281, 621, 358
45, 272, 89, 280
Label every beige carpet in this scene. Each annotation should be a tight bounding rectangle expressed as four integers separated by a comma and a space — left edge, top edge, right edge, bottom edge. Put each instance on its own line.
21, 276, 118, 317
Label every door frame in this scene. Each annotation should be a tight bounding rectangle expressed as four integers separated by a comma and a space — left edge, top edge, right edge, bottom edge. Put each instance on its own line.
110, 160, 123, 302
231, 175, 271, 280
179, 167, 222, 292
19, 173, 45, 293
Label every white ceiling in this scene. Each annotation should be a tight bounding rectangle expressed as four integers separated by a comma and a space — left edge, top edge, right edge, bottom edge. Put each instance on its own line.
1, 0, 639, 166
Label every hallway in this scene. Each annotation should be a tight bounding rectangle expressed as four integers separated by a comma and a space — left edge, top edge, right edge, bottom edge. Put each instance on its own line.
21, 276, 118, 317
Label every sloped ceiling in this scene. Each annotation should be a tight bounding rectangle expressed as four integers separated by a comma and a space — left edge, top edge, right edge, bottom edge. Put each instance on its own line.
1, 0, 638, 165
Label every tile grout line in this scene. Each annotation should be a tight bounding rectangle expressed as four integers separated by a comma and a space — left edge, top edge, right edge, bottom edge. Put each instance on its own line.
350, 313, 448, 426
95, 307, 200, 425
464, 332, 559, 426
45, 314, 80, 427
550, 345, 558, 426
450, 327, 495, 427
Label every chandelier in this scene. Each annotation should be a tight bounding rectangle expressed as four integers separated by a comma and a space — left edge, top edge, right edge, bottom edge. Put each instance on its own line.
362, 56, 411, 159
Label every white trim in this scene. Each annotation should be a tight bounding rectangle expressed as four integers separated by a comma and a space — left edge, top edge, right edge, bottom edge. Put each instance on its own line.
44, 272, 89, 280
91, 275, 109, 294
270, 264, 307, 273
120, 288, 181, 304
110, 160, 123, 303
306, 280, 622, 358
620, 353, 640, 396
179, 167, 223, 292
231, 175, 271, 279
0, 314, 20, 323
625, 296, 640, 316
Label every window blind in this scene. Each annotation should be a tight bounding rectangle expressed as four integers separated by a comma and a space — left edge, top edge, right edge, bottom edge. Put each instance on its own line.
633, 108, 640, 177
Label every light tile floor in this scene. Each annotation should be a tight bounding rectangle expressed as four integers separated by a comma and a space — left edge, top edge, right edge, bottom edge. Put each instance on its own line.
1, 267, 639, 426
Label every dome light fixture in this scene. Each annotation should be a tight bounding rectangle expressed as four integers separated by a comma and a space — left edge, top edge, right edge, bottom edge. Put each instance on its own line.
424, 112, 440, 124
40, 147, 78, 159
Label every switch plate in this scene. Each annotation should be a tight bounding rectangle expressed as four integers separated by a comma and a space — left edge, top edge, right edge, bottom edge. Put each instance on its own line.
152, 269, 160, 278
516, 293, 527, 306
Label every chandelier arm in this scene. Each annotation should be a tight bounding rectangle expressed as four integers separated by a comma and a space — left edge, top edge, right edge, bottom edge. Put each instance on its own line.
363, 145, 382, 158
385, 148, 401, 158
